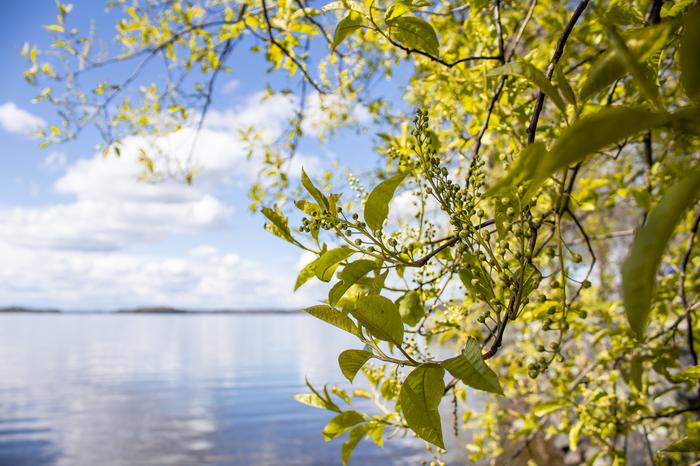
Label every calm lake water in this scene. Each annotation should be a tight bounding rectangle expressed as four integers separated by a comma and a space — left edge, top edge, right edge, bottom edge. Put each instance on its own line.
0, 313, 467, 466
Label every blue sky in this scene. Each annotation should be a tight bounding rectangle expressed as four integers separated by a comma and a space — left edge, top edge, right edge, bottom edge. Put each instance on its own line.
0, 1, 408, 310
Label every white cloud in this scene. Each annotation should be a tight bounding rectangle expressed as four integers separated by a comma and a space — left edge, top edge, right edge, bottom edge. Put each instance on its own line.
0, 91, 335, 309
0, 91, 323, 253
42, 151, 67, 170
0, 102, 45, 135
0, 244, 312, 310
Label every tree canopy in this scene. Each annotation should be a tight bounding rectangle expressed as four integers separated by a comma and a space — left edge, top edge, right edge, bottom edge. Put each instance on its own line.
25, 0, 700, 464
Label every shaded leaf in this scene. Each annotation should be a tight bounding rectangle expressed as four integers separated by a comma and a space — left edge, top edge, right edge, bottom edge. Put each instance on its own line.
352, 295, 404, 344
338, 349, 373, 382
441, 337, 503, 395
364, 172, 407, 233
554, 64, 577, 107
680, 5, 700, 101
331, 12, 362, 52
663, 436, 700, 452
330, 259, 379, 306
603, 23, 660, 105
305, 305, 359, 336
323, 410, 365, 441
386, 16, 439, 56
397, 290, 425, 326
488, 61, 568, 115
622, 166, 700, 339
579, 22, 673, 102
399, 364, 445, 448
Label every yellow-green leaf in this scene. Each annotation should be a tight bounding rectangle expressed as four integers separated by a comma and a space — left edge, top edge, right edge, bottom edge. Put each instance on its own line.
488, 61, 568, 115
386, 15, 439, 57
315, 247, 355, 282
338, 349, 373, 382
305, 305, 359, 336
323, 410, 365, 441
331, 12, 362, 53
364, 172, 407, 233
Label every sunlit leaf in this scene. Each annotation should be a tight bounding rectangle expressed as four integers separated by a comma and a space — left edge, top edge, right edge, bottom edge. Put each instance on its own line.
305, 305, 359, 336
622, 166, 700, 339
338, 349, 373, 382
301, 167, 328, 209
441, 337, 503, 395
341, 424, 371, 466
323, 410, 365, 441
315, 247, 355, 282
487, 61, 568, 115
399, 364, 445, 448
261, 207, 297, 244
329, 259, 379, 306
364, 172, 407, 233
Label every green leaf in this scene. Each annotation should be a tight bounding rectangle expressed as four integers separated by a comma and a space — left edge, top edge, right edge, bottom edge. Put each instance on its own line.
399, 364, 445, 448
495, 107, 679, 199
301, 167, 328, 209
680, 5, 700, 101
261, 207, 297, 244
441, 337, 503, 395
386, 15, 439, 57
397, 290, 425, 326
315, 247, 355, 282
305, 305, 359, 336
622, 166, 700, 339
295, 253, 323, 291
295, 379, 341, 412
323, 410, 365, 441
676, 365, 700, 381
330, 259, 379, 306
364, 172, 407, 233
338, 349, 373, 382
603, 23, 660, 106
569, 420, 583, 452
579, 22, 673, 102
331, 12, 362, 53
487, 61, 568, 115
341, 424, 371, 466
533, 399, 567, 417
352, 295, 404, 344
385, 0, 432, 22
485, 142, 547, 197
663, 436, 700, 452
630, 357, 643, 391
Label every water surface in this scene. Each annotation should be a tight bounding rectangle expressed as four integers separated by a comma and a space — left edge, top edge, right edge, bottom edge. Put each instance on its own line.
0, 313, 444, 466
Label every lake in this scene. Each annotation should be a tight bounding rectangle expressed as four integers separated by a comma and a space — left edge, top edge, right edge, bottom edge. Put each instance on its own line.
0, 313, 467, 466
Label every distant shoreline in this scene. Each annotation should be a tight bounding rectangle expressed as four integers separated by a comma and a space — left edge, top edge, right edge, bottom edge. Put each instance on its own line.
0, 306, 303, 315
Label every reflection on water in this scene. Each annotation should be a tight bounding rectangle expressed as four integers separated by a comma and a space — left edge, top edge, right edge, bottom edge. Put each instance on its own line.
0, 314, 442, 466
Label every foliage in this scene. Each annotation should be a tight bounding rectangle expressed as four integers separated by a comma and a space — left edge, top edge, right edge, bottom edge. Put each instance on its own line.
26, 0, 700, 464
